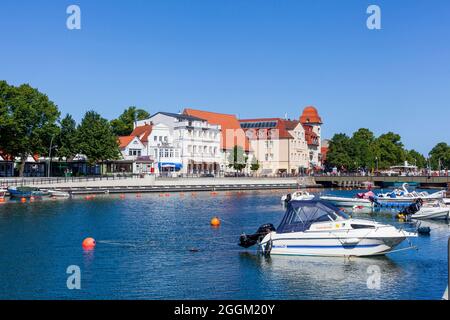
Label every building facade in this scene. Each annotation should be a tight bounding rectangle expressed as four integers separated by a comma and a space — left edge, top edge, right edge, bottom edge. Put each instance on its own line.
239, 106, 323, 176
182, 109, 253, 174
137, 112, 222, 176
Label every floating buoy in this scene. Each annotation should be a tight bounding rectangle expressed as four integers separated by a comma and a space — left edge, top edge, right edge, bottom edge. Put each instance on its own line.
179, 193, 185, 197
30, 196, 35, 202
0, 198, 5, 203
165, 193, 170, 197
119, 194, 125, 199
136, 193, 142, 198
210, 216, 221, 227
20, 197, 27, 203
82, 237, 96, 250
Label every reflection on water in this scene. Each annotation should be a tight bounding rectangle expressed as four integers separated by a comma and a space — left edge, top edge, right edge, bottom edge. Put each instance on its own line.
0, 188, 448, 300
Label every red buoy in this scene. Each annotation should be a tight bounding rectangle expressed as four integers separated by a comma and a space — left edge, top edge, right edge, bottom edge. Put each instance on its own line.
82, 237, 96, 250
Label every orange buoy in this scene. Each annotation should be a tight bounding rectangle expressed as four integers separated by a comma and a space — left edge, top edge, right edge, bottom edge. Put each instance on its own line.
119, 194, 126, 199
210, 217, 221, 227
82, 237, 96, 250
20, 197, 27, 203
0, 198, 5, 203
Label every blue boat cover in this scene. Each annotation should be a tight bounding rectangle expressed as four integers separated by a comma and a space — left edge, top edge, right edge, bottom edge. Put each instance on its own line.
277, 200, 349, 234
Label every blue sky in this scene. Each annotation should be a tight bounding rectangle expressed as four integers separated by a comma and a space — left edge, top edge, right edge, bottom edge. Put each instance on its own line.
1, 0, 449, 154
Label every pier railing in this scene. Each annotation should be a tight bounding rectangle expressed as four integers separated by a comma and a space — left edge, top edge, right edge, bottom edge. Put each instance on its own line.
0, 174, 139, 187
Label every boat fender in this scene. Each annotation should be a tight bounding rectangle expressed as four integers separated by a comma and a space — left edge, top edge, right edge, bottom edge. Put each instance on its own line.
418, 227, 431, 235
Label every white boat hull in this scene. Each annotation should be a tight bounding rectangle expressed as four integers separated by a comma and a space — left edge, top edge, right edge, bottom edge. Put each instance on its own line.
320, 196, 373, 208
411, 207, 450, 220
261, 224, 413, 257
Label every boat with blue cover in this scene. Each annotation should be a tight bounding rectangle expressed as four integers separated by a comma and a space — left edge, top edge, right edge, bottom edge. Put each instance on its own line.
239, 200, 416, 257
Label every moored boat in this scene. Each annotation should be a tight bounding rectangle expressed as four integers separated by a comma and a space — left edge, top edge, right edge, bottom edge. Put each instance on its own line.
48, 190, 71, 198
373, 183, 445, 206
281, 191, 314, 203
7, 186, 48, 198
239, 200, 416, 257
319, 195, 373, 208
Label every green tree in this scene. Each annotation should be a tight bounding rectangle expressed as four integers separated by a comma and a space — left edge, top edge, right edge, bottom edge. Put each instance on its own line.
325, 133, 353, 170
227, 146, 248, 172
55, 114, 78, 160
350, 128, 376, 169
373, 132, 406, 169
429, 142, 450, 170
0, 82, 60, 176
77, 111, 120, 168
250, 158, 260, 172
406, 149, 426, 169
110, 106, 150, 136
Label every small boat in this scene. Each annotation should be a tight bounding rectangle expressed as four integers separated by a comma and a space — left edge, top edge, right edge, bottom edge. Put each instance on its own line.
410, 201, 450, 220
281, 191, 314, 203
373, 183, 445, 206
320, 195, 373, 208
7, 186, 48, 198
239, 200, 416, 257
48, 190, 71, 198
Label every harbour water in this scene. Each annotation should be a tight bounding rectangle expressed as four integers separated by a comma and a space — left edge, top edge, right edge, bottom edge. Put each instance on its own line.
0, 188, 448, 300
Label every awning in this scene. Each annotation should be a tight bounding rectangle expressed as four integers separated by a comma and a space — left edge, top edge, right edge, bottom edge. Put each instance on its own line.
158, 162, 183, 170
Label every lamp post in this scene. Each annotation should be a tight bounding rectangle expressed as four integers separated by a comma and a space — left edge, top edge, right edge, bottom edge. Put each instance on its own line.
48, 136, 55, 178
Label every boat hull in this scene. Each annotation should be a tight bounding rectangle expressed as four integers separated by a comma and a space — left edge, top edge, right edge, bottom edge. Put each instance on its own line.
260, 227, 412, 257
320, 196, 373, 208
411, 208, 450, 220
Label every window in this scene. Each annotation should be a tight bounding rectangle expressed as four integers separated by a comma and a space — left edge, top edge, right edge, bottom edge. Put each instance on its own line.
154, 136, 157, 141
164, 136, 168, 142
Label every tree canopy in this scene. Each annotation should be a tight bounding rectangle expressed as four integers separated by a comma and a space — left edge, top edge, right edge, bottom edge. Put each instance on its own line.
110, 106, 150, 136
325, 129, 428, 171
55, 114, 78, 160
428, 142, 450, 170
77, 111, 120, 166
0, 81, 60, 176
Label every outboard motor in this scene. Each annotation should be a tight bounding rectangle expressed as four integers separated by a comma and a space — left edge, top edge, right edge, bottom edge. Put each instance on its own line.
400, 198, 423, 216
239, 223, 276, 248
284, 193, 292, 204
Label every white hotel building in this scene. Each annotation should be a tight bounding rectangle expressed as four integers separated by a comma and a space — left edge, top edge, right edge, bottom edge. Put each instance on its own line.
136, 112, 222, 176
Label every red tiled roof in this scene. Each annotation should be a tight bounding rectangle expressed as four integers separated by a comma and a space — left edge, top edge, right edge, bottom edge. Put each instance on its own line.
300, 106, 322, 124
183, 108, 250, 151
0, 150, 13, 161
239, 118, 299, 139
131, 124, 153, 143
118, 136, 135, 149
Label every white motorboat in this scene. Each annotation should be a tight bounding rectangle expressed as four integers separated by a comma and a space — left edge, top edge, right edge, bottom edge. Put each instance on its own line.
319, 195, 373, 208
281, 191, 314, 202
374, 183, 445, 204
410, 201, 450, 220
239, 200, 416, 257
443, 198, 450, 206
48, 190, 71, 198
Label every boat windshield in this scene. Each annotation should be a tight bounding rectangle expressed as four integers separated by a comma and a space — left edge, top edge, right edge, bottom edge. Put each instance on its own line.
277, 201, 349, 233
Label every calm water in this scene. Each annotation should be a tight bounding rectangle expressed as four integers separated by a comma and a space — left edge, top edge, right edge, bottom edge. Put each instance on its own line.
0, 188, 448, 300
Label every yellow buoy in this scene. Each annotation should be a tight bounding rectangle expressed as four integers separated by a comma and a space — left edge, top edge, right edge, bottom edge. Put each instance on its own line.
210, 217, 221, 227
